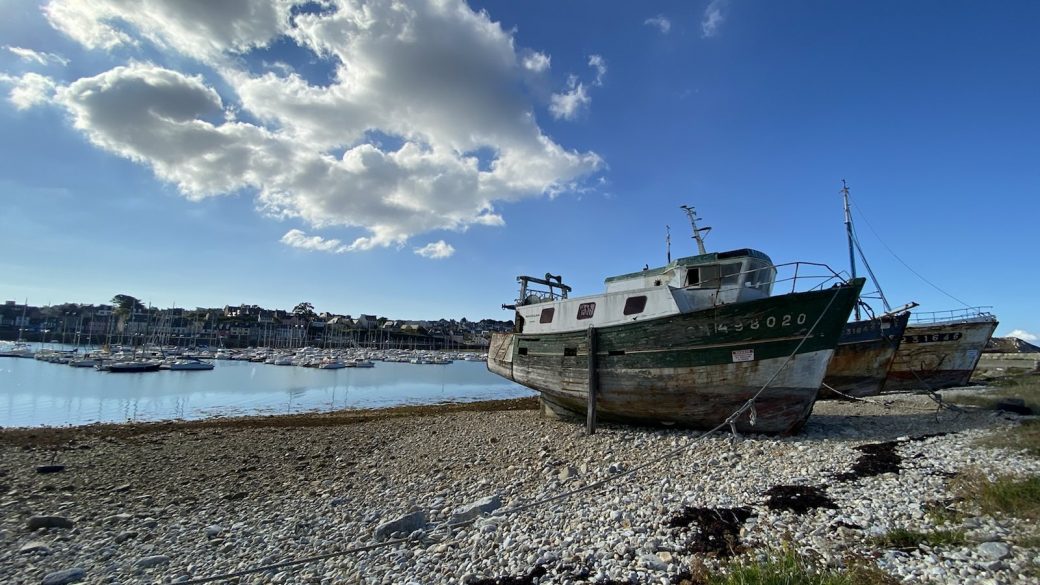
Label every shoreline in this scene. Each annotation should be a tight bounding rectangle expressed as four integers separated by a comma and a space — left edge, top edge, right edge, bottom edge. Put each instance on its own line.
3, 387, 1038, 584
0, 396, 539, 446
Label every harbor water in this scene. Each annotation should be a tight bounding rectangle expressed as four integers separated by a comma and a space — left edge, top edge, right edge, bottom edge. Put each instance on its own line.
0, 351, 532, 428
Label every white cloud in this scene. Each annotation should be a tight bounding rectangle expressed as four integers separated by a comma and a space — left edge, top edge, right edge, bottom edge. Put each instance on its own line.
644, 15, 671, 34
44, 0, 293, 62
548, 55, 606, 120
280, 228, 349, 253
702, 0, 727, 37
521, 51, 551, 73
28, 0, 602, 252
588, 54, 607, 86
5, 46, 69, 67
1008, 329, 1038, 342
3, 73, 58, 110
414, 240, 455, 259
549, 76, 590, 120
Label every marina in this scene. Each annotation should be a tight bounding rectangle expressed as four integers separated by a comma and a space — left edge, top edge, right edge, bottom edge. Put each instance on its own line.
0, 346, 526, 428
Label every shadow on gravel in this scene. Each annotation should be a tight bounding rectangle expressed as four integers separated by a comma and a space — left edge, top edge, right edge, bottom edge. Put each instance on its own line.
667, 506, 754, 557
763, 485, 838, 514
834, 433, 948, 481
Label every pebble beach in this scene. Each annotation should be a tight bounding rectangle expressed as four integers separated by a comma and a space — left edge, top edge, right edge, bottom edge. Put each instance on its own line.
2, 389, 1038, 585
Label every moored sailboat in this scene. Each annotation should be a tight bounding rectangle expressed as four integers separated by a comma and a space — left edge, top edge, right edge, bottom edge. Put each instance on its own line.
488, 207, 865, 434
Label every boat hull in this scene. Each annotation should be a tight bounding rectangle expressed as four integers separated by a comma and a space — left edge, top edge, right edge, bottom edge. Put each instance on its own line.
820, 312, 910, 398
884, 318, 998, 391
489, 280, 863, 434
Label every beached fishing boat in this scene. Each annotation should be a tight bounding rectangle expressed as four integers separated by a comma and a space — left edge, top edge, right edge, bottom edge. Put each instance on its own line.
819, 181, 914, 398
488, 207, 865, 434
885, 308, 998, 391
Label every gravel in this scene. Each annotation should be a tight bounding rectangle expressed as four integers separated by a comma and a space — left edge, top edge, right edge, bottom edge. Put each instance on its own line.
1, 389, 1038, 584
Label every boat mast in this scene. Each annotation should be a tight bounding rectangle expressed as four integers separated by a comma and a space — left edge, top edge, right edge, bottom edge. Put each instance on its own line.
842, 180, 861, 320
679, 205, 711, 255
666, 225, 671, 263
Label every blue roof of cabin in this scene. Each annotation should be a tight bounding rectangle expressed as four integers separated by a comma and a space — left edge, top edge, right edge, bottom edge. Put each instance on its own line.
604, 248, 772, 283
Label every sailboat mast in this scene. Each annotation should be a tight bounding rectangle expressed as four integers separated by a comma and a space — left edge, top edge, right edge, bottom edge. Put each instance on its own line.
842, 180, 861, 320
680, 205, 711, 255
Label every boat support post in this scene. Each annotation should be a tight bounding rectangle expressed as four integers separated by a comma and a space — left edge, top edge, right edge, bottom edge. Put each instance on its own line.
586, 326, 598, 435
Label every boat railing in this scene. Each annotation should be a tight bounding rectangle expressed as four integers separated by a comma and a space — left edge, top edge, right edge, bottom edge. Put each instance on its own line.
910, 306, 995, 324
510, 274, 573, 308
774, 262, 848, 294
696, 261, 847, 296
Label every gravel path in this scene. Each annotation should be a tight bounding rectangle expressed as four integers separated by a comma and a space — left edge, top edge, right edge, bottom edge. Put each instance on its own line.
2, 390, 1038, 584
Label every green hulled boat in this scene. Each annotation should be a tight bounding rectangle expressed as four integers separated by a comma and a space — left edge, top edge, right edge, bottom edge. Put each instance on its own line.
488, 208, 864, 434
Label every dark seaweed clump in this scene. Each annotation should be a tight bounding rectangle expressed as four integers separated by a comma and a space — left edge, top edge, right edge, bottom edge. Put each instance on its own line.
667, 506, 753, 557
835, 433, 949, 482
763, 485, 838, 514
470, 565, 547, 585
834, 441, 902, 481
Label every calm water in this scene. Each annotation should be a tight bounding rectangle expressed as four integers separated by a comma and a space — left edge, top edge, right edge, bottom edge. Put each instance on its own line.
0, 352, 533, 428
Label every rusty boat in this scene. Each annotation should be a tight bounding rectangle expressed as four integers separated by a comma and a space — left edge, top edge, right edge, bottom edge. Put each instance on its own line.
820, 181, 915, 398
885, 308, 998, 391
487, 207, 865, 434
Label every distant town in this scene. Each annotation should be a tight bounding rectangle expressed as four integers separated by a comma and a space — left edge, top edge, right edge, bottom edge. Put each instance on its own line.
0, 296, 514, 350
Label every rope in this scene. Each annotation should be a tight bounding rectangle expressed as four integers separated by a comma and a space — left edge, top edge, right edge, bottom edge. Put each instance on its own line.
177, 286, 847, 584
820, 381, 888, 406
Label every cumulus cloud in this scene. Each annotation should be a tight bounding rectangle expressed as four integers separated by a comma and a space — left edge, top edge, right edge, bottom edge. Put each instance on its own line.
549, 76, 590, 120
44, 0, 293, 62
548, 55, 606, 120
521, 51, 551, 73
280, 228, 349, 253
3, 73, 58, 110
5, 46, 69, 66
702, 0, 726, 37
1008, 329, 1038, 342
644, 15, 671, 34
27, 0, 603, 251
414, 240, 455, 259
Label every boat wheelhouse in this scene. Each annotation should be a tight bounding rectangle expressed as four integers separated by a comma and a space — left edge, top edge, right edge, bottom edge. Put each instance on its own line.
513, 249, 777, 335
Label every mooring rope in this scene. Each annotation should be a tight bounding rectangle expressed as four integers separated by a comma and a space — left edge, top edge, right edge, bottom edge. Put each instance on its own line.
177, 287, 846, 584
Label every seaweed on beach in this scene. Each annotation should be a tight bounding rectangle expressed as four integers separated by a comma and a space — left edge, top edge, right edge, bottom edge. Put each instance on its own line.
763, 485, 838, 514
667, 506, 753, 557
469, 564, 547, 585
835, 433, 950, 482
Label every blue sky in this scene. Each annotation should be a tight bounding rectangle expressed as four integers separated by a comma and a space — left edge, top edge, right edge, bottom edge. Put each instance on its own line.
0, 1, 1036, 340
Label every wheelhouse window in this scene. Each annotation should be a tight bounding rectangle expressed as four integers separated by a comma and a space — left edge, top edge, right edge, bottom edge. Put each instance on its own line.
685, 268, 700, 287
720, 262, 742, 288
623, 295, 648, 315
577, 302, 596, 320
539, 308, 555, 324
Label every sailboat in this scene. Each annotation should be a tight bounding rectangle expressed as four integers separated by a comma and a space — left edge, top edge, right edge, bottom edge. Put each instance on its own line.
488, 206, 865, 434
819, 181, 914, 398
0, 300, 35, 358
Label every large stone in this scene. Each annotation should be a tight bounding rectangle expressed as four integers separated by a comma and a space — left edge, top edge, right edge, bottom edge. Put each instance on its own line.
976, 541, 1011, 561
373, 511, 426, 542
136, 555, 171, 568
449, 495, 503, 525
41, 568, 86, 585
558, 465, 578, 482
27, 516, 74, 530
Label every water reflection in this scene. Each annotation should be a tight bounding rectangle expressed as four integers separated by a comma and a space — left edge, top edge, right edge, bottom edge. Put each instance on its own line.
0, 355, 532, 428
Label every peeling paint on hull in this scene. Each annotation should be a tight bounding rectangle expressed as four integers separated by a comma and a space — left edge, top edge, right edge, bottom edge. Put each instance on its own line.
489, 281, 863, 434
885, 319, 998, 392
820, 312, 910, 398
